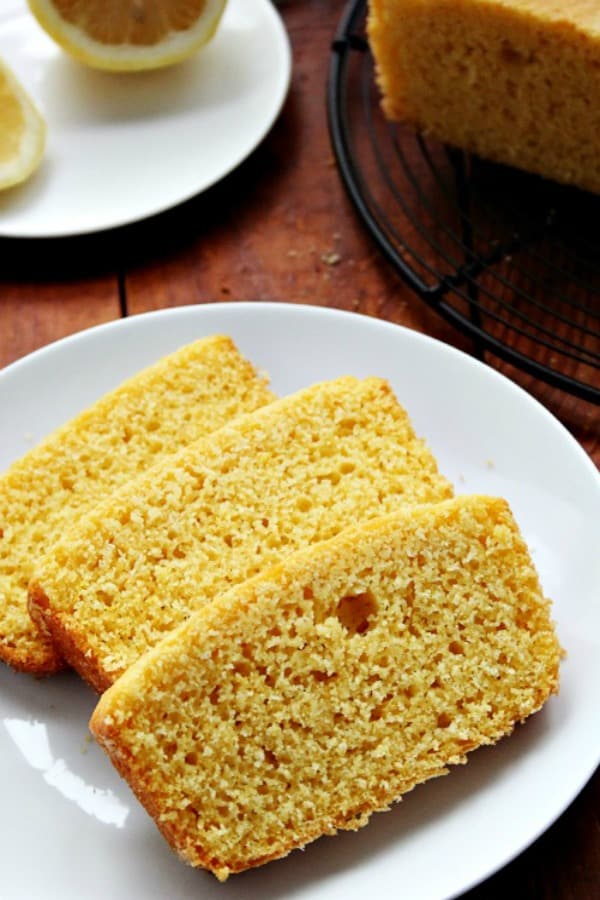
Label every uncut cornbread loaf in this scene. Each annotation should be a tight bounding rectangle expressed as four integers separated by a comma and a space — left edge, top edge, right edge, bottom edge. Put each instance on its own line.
369, 0, 600, 194
29, 376, 453, 691
0, 335, 273, 676
90, 495, 561, 880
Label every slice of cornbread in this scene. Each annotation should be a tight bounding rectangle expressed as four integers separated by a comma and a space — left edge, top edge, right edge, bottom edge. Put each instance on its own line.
1, 335, 273, 676
369, 0, 600, 194
90, 495, 561, 880
30, 377, 453, 691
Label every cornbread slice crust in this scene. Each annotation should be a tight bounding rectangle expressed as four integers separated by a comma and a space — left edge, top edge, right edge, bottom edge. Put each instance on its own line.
369, 0, 600, 194
90, 495, 561, 881
1, 335, 273, 675
30, 377, 453, 691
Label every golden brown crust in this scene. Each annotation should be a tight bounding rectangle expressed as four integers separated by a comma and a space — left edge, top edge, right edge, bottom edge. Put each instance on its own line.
28, 582, 111, 693
91, 709, 452, 880
0, 629, 64, 677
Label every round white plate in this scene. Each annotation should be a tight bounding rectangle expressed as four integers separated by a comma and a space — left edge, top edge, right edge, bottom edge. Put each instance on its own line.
1, 303, 598, 900
0, 0, 291, 238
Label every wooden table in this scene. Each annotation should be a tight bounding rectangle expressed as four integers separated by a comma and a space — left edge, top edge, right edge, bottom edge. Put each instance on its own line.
0, 2, 598, 897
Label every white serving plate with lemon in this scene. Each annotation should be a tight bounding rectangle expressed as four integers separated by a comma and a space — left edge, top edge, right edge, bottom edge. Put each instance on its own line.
0, 0, 291, 237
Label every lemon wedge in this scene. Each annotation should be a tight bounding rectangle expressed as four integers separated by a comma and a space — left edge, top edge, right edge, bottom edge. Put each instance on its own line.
27, 0, 229, 72
0, 60, 46, 191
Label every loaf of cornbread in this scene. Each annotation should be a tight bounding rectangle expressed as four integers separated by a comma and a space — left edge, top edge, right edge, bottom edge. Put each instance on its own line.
29, 377, 453, 691
368, 0, 600, 194
0, 336, 273, 676
90, 495, 561, 880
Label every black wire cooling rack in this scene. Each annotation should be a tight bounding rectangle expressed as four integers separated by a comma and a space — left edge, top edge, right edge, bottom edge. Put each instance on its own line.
327, 0, 600, 405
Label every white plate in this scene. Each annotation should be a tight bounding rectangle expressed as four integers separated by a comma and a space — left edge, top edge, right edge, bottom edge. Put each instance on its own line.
0, 0, 291, 238
1, 303, 598, 900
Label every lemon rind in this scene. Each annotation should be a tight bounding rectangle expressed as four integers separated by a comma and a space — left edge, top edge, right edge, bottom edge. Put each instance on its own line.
27, 0, 228, 72
0, 62, 46, 190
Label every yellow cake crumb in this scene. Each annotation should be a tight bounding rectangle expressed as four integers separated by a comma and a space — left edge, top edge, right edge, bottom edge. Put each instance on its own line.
90, 495, 561, 880
30, 376, 453, 691
368, 0, 600, 193
0, 336, 273, 675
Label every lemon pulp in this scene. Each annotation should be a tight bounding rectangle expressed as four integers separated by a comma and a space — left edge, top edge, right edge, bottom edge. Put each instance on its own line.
28, 0, 228, 71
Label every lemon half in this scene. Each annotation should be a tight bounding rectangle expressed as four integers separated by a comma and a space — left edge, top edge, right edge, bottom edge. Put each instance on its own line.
0, 60, 46, 191
27, 0, 228, 72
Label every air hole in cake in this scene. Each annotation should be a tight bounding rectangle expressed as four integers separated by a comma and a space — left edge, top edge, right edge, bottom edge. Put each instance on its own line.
339, 461, 356, 475
516, 608, 535, 629
338, 417, 356, 435
318, 471, 340, 486
264, 749, 279, 767
500, 39, 525, 65
186, 803, 200, 822
185, 751, 198, 765
437, 712, 452, 729
311, 669, 337, 683
257, 665, 275, 687
370, 704, 384, 722
345, 809, 369, 829
233, 660, 251, 677
163, 740, 178, 759
335, 590, 378, 635
208, 686, 220, 705
97, 590, 114, 608
449, 640, 465, 655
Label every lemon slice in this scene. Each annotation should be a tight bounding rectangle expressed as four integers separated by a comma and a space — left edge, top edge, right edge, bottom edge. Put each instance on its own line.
27, 0, 229, 72
0, 60, 46, 191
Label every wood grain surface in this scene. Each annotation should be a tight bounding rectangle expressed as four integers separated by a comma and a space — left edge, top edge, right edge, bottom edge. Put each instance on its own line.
0, 1, 598, 897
